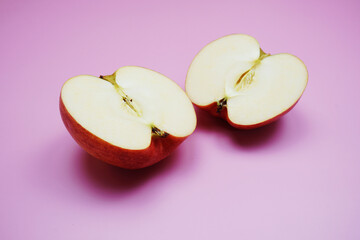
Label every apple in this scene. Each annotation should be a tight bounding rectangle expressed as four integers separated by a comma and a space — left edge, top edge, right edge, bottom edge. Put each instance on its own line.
60, 66, 196, 169
185, 34, 308, 129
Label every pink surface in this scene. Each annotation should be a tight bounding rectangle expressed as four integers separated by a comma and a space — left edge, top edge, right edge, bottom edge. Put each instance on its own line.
1, 0, 360, 239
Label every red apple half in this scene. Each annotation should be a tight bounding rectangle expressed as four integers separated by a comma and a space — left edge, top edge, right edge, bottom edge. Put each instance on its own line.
185, 34, 308, 129
60, 66, 196, 169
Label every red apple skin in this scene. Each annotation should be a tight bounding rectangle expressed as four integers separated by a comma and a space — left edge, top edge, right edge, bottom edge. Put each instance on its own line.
60, 97, 187, 169
197, 99, 300, 129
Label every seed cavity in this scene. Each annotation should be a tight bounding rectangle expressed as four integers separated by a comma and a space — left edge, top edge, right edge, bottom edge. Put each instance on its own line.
100, 73, 168, 138
234, 49, 270, 91
235, 69, 255, 91
100, 74, 141, 117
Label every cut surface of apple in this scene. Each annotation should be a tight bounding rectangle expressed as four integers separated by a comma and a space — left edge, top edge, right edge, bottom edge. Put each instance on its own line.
186, 34, 308, 129
60, 66, 196, 169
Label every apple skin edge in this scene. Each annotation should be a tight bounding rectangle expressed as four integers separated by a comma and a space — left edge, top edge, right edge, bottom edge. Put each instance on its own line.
59, 97, 187, 169
197, 99, 300, 130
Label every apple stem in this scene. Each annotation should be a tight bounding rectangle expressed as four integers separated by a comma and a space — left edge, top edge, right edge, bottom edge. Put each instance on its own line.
259, 48, 269, 58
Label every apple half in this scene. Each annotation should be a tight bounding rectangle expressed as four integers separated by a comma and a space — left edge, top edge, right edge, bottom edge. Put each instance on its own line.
186, 34, 308, 129
60, 66, 196, 169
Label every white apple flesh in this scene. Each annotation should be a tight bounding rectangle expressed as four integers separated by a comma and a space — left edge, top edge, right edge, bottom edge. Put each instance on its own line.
60, 66, 196, 169
186, 34, 308, 129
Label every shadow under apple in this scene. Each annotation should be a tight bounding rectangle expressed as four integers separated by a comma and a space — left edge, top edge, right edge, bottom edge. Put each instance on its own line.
79, 146, 186, 194
33, 133, 196, 204
195, 107, 284, 149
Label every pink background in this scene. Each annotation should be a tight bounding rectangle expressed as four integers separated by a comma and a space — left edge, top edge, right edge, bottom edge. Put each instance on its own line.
1, 0, 360, 239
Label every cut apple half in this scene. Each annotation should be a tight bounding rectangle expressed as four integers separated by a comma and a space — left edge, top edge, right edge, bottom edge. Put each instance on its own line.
60, 66, 196, 169
186, 34, 308, 129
